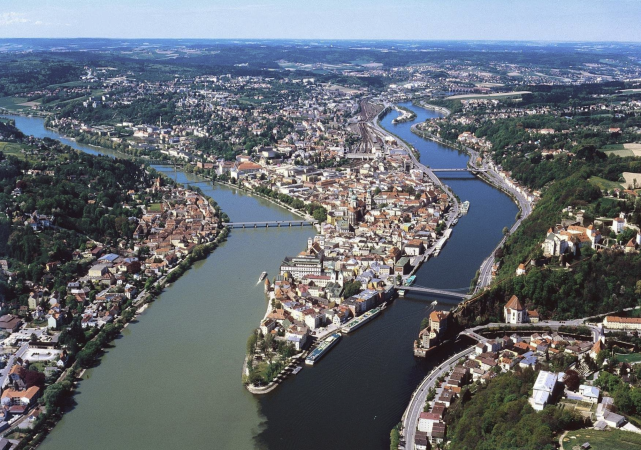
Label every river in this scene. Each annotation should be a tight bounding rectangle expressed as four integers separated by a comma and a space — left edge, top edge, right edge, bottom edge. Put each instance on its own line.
3, 104, 517, 450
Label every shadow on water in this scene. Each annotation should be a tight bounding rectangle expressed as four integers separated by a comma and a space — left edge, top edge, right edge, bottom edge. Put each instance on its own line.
252, 103, 518, 450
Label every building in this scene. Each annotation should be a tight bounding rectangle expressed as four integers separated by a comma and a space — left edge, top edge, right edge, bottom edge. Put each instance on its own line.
603, 316, 641, 331
529, 370, 558, 411
0, 315, 22, 333
418, 412, 440, 433
504, 295, 526, 324
280, 255, 323, 279
0, 386, 40, 414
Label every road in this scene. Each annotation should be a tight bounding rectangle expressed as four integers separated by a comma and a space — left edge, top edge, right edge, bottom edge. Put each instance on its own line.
401, 346, 475, 450
0, 343, 29, 389
403, 317, 604, 449
461, 320, 603, 344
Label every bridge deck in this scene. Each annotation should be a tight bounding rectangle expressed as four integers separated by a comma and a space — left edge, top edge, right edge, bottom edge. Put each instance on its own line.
223, 220, 317, 228
431, 168, 487, 172
397, 285, 470, 299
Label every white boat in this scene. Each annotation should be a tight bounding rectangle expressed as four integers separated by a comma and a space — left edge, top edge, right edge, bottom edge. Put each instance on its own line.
341, 307, 382, 334
305, 333, 341, 365
461, 201, 470, 214
292, 366, 303, 375
258, 271, 267, 282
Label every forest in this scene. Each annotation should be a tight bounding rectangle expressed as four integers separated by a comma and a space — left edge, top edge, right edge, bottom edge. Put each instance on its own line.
0, 138, 153, 309
447, 369, 584, 450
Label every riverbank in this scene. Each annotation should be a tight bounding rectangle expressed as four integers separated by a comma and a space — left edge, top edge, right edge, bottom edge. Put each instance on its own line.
407, 104, 535, 291
0, 120, 234, 447
413, 99, 452, 117
391, 105, 417, 124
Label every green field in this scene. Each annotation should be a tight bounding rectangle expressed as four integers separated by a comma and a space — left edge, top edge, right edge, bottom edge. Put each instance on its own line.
147, 203, 162, 212
588, 176, 623, 191
0, 96, 39, 111
601, 143, 641, 158
0, 142, 27, 159
616, 353, 641, 363
562, 429, 641, 450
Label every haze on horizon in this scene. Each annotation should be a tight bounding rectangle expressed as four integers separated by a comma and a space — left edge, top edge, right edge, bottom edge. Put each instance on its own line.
0, 0, 640, 42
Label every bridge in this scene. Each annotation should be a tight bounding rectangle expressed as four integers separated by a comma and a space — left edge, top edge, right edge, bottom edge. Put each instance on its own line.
397, 284, 470, 300
222, 220, 317, 229
431, 167, 487, 172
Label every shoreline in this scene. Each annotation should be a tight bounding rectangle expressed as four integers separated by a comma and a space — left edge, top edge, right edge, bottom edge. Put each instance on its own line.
0, 114, 233, 446
407, 102, 534, 292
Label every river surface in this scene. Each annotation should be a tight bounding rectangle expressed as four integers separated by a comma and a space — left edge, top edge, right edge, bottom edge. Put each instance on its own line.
4, 105, 518, 450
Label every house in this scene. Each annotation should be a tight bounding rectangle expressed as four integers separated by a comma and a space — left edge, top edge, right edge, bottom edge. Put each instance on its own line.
414, 432, 429, 450
578, 385, 600, 403
430, 422, 446, 444
516, 264, 526, 276
603, 411, 626, 428
418, 412, 440, 432
504, 295, 527, 324
0, 386, 40, 414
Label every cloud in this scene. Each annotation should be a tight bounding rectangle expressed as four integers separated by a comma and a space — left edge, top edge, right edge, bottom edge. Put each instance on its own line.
0, 12, 30, 26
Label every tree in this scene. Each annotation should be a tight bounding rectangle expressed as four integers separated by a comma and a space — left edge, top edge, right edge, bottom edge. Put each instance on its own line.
563, 369, 580, 391
24, 370, 45, 389
343, 280, 362, 299
247, 332, 258, 355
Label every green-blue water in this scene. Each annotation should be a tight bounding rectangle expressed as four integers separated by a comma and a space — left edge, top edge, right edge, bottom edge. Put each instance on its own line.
5, 106, 517, 449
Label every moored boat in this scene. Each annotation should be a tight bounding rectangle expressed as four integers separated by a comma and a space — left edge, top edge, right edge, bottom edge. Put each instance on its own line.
341, 307, 382, 334
305, 333, 341, 365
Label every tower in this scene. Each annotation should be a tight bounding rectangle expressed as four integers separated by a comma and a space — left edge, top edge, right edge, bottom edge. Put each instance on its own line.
366, 189, 373, 211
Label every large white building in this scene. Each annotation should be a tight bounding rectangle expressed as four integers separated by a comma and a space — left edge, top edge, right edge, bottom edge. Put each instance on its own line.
603, 316, 641, 331
529, 371, 558, 411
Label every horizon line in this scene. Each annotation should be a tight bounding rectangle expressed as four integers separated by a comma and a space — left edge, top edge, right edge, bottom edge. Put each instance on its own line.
1, 37, 641, 44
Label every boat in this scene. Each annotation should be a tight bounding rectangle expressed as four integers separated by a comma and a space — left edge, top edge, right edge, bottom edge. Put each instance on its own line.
341, 307, 382, 334
305, 333, 341, 365
461, 201, 470, 214
405, 275, 416, 286
258, 271, 267, 282
398, 290, 406, 297
292, 366, 303, 375
431, 300, 438, 307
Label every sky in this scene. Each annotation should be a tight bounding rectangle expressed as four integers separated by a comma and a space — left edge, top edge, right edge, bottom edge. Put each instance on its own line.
0, 0, 640, 41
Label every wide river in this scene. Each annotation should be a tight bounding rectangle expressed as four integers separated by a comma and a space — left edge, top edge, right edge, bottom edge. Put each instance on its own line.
4, 102, 517, 449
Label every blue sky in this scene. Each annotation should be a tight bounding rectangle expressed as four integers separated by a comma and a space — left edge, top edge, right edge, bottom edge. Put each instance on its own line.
0, 0, 640, 41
